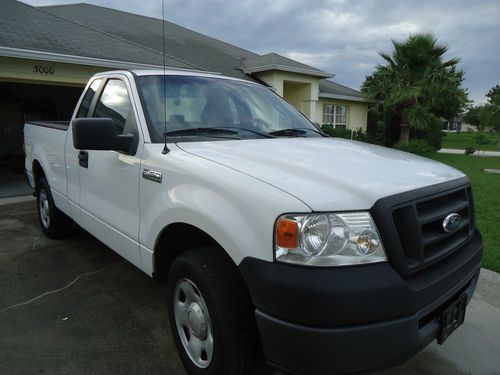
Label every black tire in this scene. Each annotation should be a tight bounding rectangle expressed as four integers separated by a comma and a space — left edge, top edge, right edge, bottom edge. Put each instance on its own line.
167, 247, 267, 375
36, 176, 72, 239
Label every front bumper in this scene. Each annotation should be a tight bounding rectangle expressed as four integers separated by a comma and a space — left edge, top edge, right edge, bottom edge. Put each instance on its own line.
239, 231, 482, 375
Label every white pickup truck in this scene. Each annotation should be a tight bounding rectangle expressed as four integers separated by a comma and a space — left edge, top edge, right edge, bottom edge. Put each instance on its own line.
24, 70, 482, 375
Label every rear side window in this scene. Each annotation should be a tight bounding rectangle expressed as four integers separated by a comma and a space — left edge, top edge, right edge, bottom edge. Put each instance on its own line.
94, 79, 133, 135
76, 79, 102, 118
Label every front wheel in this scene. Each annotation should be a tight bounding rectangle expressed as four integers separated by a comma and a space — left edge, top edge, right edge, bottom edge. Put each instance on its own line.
167, 247, 266, 375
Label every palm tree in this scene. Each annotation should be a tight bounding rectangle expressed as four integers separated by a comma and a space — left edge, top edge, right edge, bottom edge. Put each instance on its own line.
362, 33, 467, 144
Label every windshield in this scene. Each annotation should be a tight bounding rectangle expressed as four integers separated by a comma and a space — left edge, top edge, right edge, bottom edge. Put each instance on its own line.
136, 75, 322, 142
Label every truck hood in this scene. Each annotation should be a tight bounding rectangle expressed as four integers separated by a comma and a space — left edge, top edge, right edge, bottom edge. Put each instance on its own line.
177, 138, 465, 211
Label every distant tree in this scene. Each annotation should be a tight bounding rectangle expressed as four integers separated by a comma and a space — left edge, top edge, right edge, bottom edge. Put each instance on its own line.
463, 105, 483, 129
362, 33, 468, 144
485, 84, 500, 131
486, 84, 500, 104
468, 84, 500, 131
482, 104, 500, 132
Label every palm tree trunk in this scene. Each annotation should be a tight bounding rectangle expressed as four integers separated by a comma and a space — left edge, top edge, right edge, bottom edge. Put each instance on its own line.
399, 123, 411, 144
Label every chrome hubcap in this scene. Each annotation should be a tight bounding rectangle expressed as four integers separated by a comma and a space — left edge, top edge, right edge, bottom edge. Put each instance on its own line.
174, 279, 214, 368
187, 302, 208, 339
39, 189, 50, 228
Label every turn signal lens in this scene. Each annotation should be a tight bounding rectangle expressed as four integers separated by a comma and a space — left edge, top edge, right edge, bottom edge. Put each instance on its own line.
356, 230, 380, 255
276, 218, 299, 249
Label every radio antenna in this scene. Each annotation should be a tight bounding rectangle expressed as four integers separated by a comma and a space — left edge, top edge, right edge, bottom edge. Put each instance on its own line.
161, 0, 170, 154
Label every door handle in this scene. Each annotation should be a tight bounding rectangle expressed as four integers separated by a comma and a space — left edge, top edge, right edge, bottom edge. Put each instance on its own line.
78, 150, 89, 168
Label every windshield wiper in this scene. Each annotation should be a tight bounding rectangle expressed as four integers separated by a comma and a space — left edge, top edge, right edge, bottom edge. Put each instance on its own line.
165, 126, 275, 139
268, 128, 307, 137
303, 127, 328, 136
213, 126, 275, 138
165, 127, 240, 137
268, 127, 326, 137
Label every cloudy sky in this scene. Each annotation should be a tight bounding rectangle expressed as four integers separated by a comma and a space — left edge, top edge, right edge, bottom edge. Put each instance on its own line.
25, 0, 500, 104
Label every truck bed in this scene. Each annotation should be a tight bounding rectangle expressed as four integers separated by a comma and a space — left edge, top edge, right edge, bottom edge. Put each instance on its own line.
26, 121, 70, 131
24, 121, 70, 212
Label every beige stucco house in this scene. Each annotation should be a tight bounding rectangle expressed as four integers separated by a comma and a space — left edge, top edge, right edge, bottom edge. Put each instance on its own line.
242, 54, 370, 130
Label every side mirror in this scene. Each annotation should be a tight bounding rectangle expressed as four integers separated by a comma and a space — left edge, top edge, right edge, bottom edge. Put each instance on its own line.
72, 118, 134, 153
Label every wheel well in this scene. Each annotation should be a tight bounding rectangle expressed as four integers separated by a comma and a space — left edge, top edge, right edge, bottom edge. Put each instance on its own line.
32, 160, 45, 188
153, 223, 223, 282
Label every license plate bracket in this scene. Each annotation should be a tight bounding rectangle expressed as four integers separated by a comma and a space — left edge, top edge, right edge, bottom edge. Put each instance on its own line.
437, 293, 467, 344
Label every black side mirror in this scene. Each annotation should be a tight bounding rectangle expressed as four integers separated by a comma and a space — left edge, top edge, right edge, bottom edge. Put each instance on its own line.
72, 118, 135, 153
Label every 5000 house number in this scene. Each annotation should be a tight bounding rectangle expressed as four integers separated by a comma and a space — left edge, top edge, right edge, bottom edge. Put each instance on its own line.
33, 66, 55, 75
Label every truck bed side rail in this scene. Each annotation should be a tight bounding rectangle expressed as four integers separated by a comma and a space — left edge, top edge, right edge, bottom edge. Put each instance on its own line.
27, 121, 70, 131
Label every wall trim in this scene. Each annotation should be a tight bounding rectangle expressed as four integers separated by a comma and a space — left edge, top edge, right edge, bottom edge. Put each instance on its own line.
244, 64, 333, 78
319, 92, 374, 103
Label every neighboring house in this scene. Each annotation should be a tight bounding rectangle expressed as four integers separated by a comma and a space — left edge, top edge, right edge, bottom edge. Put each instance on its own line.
442, 117, 462, 132
0, 0, 370, 166
442, 118, 477, 132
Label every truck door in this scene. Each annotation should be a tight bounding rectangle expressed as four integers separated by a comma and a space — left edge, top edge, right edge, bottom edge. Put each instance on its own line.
75, 76, 143, 269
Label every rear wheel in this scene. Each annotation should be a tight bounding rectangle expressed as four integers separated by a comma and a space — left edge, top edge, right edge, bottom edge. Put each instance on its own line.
167, 247, 267, 375
36, 176, 72, 239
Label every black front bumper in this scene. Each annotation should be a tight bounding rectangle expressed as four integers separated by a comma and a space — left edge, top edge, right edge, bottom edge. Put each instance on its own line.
239, 231, 482, 375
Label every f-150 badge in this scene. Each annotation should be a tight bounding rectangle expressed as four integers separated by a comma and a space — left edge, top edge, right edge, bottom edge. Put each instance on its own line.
142, 169, 162, 183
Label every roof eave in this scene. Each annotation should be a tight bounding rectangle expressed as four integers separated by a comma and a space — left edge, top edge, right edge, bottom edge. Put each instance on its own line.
243, 64, 333, 78
0, 46, 212, 73
319, 92, 375, 103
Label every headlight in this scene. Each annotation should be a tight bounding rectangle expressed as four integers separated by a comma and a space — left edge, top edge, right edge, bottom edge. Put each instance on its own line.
275, 212, 387, 266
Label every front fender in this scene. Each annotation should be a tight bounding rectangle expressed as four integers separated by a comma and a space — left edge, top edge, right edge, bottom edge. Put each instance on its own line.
139, 145, 310, 271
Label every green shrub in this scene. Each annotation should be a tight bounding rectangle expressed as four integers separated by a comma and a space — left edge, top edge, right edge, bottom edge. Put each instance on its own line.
321, 125, 352, 139
394, 140, 434, 157
321, 125, 383, 145
410, 116, 444, 150
464, 147, 476, 155
475, 132, 492, 149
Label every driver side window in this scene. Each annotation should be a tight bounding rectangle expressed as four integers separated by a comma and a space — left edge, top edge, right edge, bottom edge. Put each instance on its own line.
93, 79, 137, 136
76, 79, 102, 118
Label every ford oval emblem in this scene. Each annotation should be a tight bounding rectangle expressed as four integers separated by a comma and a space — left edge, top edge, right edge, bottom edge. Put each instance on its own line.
443, 213, 461, 233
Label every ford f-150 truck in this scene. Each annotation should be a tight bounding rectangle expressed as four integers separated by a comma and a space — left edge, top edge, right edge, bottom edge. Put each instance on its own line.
24, 70, 482, 375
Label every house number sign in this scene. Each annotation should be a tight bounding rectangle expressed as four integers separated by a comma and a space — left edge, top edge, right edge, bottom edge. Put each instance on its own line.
33, 65, 55, 75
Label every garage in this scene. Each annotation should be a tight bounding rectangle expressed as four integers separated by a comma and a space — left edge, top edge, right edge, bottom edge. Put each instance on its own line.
1, 0, 172, 198
0, 81, 83, 197
0, 51, 163, 198
0, 53, 127, 200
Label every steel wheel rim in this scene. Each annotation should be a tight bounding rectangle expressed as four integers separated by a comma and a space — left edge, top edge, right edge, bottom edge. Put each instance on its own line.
39, 189, 50, 228
173, 278, 214, 368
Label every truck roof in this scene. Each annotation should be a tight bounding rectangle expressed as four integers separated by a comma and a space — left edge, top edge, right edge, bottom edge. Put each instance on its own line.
94, 69, 260, 86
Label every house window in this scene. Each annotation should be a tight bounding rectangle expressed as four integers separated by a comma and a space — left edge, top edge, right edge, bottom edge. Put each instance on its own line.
323, 105, 348, 128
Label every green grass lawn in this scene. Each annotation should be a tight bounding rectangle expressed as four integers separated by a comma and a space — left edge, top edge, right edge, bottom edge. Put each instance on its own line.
430, 153, 500, 272
441, 131, 500, 151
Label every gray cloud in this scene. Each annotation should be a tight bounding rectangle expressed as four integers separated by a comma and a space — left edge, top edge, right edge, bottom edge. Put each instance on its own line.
25, 0, 500, 103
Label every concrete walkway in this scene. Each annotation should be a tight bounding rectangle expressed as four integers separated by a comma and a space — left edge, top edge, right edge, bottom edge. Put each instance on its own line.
439, 148, 500, 156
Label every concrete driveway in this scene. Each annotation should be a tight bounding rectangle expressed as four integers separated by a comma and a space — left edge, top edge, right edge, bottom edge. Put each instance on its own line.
1, 199, 499, 375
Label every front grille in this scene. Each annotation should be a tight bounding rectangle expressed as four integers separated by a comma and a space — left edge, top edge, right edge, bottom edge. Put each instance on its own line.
392, 186, 474, 272
371, 178, 476, 276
